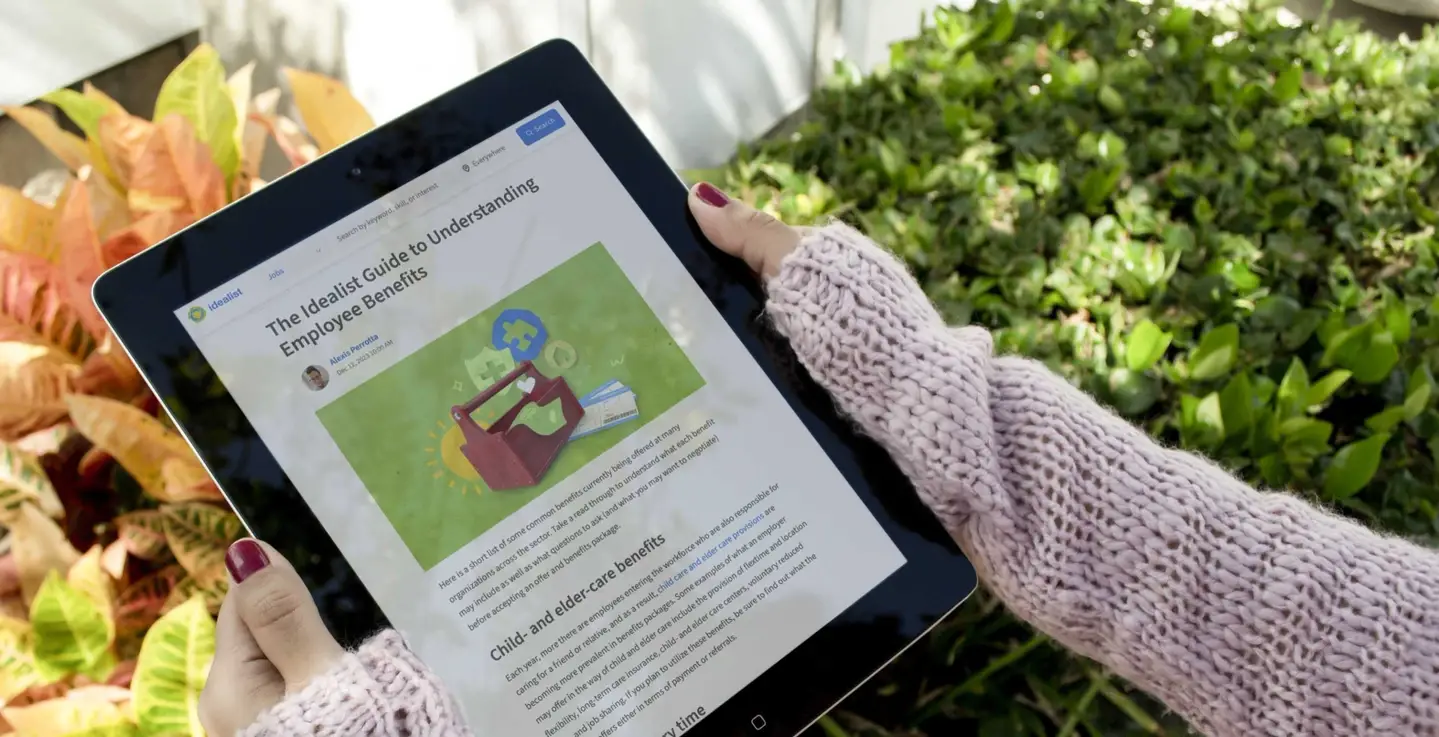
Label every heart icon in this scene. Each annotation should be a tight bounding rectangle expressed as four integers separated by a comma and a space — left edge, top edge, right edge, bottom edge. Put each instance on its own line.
516, 376, 537, 394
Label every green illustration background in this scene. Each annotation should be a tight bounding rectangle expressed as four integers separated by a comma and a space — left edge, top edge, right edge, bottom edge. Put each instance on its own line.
317, 243, 706, 569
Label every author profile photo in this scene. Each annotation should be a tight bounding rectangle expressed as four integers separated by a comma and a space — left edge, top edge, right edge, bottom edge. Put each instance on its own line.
302, 365, 329, 391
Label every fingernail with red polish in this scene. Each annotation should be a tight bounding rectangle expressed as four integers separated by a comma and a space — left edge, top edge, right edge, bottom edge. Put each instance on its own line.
226, 539, 270, 583
696, 182, 729, 208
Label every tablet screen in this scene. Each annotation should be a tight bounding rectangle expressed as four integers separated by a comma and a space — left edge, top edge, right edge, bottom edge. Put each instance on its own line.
175, 103, 906, 736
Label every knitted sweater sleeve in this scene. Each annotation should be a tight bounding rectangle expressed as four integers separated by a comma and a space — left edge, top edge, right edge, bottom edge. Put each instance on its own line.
766, 222, 1439, 737
238, 631, 469, 737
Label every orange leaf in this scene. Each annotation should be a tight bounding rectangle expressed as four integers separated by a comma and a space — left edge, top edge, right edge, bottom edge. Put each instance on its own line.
283, 68, 374, 152
128, 116, 227, 217
80, 167, 130, 242
96, 114, 154, 189
157, 457, 223, 503
78, 445, 111, 479
1, 106, 91, 172
99, 209, 191, 267
247, 112, 319, 168
53, 179, 110, 343
0, 342, 79, 441
0, 186, 57, 260
0, 252, 89, 356
115, 510, 168, 560
127, 124, 188, 214
114, 564, 183, 635
65, 394, 194, 496
158, 114, 227, 216
73, 333, 144, 401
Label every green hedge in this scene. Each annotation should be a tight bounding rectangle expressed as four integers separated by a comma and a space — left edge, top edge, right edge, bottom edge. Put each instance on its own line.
716, 1, 1439, 734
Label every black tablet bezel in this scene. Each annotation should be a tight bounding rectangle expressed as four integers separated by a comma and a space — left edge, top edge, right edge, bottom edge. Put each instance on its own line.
94, 39, 977, 737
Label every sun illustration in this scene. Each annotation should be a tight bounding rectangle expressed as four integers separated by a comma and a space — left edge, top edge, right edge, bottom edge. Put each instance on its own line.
425, 418, 486, 495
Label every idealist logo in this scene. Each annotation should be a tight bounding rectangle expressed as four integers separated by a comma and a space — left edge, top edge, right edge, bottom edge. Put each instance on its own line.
187, 306, 207, 323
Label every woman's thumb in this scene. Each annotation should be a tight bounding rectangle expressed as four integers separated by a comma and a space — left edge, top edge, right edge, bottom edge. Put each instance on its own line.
688, 182, 799, 279
224, 539, 345, 691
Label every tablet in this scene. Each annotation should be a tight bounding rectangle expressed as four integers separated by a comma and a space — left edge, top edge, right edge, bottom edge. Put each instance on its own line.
94, 39, 976, 737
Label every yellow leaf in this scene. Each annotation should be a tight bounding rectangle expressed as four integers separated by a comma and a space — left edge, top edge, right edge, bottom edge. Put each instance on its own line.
153, 43, 239, 181
132, 597, 211, 736
65, 394, 194, 497
156, 115, 227, 216
30, 570, 115, 682
160, 503, 241, 578
0, 186, 57, 260
0, 616, 43, 701
82, 82, 126, 115
10, 503, 80, 605
283, 68, 374, 153
115, 510, 168, 560
2, 106, 91, 172
160, 570, 227, 615
2, 687, 128, 736
67, 546, 116, 643
155, 457, 223, 504
0, 342, 80, 443
41, 90, 109, 142
95, 114, 154, 190
0, 440, 64, 521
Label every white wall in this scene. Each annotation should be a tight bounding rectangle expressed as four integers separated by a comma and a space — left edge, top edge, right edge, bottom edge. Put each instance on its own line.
3, 0, 947, 169
0, 0, 203, 106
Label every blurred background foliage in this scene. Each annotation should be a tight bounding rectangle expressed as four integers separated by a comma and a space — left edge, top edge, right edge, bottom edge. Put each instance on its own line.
705, 1, 1438, 734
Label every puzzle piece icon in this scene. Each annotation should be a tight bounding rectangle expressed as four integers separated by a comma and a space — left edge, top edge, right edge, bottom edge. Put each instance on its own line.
491, 308, 547, 362
466, 345, 516, 391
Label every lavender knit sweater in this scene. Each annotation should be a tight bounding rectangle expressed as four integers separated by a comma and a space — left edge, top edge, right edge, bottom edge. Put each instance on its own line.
244, 224, 1439, 736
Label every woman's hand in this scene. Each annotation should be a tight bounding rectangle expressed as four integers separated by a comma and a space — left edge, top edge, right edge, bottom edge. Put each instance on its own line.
687, 182, 800, 279
200, 539, 346, 736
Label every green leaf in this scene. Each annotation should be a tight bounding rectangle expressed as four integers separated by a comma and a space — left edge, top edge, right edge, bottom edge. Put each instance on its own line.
1219, 373, 1254, 437
133, 596, 214, 737
40, 89, 110, 141
1098, 85, 1127, 115
1125, 320, 1172, 372
1107, 368, 1161, 416
1324, 434, 1390, 500
29, 571, 114, 682
1187, 324, 1240, 381
152, 43, 239, 179
1306, 370, 1351, 408
1403, 380, 1432, 420
1273, 63, 1303, 102
1276, 358, 1310, 417
1346, 330, 1399, 384
161, 503, 243, 578
987, 0, 1017, 44
1365, 405, 1407, 433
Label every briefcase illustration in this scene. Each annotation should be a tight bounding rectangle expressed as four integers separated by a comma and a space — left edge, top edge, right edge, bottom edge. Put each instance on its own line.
451, 361, 584, 490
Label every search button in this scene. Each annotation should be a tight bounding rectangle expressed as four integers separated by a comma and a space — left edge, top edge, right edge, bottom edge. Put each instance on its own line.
516, 109, 566, 146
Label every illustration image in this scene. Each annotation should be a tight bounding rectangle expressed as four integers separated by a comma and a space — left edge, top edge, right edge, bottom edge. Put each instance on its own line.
317, 243, 705, 569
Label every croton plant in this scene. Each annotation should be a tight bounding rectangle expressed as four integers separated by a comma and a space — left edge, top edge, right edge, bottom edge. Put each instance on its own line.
0, 44, 374, 736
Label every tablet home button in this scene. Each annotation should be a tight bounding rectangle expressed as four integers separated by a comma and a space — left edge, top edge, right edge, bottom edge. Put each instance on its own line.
750, 715, 766, 730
